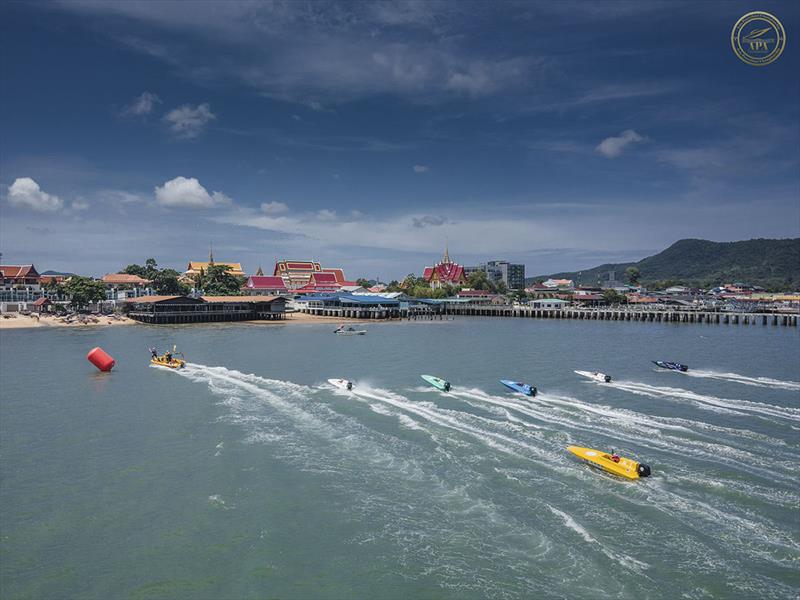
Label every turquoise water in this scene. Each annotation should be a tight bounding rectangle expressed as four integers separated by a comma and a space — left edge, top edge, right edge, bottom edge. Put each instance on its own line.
1, 319, 798, 599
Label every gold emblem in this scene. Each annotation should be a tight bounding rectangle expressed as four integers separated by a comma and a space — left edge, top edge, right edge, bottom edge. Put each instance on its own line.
731, 12, 786, 66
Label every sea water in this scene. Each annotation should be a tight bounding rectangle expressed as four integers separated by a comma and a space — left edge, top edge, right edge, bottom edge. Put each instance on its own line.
1, 318, 798, 599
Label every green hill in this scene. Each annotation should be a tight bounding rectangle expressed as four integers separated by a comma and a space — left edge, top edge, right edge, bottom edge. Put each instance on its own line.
531, 238, 800, 291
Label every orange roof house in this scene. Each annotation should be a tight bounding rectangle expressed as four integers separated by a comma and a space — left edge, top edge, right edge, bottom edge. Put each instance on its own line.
102, 273, 151, 286
0, 264, 40, 285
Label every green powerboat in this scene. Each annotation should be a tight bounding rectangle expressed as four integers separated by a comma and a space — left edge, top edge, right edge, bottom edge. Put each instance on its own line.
421, 374, 451, 392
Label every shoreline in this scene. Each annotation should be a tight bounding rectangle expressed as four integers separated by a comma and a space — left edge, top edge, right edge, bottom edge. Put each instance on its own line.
0, 311, 443, 330
0, 314, 138, 330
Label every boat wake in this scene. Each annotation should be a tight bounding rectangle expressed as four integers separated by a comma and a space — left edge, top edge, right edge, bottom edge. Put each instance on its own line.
163, 363, 798, 596
610, 380, 800, 423
684, 369, 800, 391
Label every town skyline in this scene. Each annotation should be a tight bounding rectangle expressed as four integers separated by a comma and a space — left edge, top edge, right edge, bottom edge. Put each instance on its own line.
1, 2, 798, 280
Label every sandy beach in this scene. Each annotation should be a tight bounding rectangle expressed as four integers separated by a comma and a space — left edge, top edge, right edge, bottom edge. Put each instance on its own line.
0, 311, 408, 330
0, 314, 138, 330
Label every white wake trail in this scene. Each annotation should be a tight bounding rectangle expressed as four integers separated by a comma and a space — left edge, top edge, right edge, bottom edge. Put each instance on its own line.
685, 370, 800, 391
611, 380, 800, 422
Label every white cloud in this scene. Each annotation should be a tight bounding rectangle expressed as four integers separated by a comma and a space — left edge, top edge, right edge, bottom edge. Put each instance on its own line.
260, 201, 289, 215
316, 209, 338, 221
71, 200, 90, 211
7, 178, 64, 212
413, 164, 430, 173
163, 103, 216, 138
154, 176, 229, 208
123, 91, 161, 117
596, 129, 646, 158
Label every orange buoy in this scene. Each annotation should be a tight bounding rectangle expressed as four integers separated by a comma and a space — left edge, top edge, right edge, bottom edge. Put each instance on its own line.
87, 347, 115, 372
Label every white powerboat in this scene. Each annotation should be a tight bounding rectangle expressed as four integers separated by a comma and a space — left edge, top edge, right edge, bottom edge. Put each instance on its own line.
328, 378, 354, 390
575, 370, 612, 383
334, 326, 366, 336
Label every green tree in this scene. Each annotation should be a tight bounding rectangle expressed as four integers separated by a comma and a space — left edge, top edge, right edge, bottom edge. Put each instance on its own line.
151, 268, 189, 295
122, 264, 146, 277
63, 276, 107, 309
43, 278, 62, 296
602, 289, 627, 305
624, 266, 641, 285
123, 258, 159, 280
355, 278, 370, 287
466, 270, 495, 291
203, 264, 245, 296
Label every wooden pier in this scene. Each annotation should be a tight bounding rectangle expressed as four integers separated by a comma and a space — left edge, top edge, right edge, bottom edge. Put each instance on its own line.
440, 305, 799, 327
298, 303, 798, 326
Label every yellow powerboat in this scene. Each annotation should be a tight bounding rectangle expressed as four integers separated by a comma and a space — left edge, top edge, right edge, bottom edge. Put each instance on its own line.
149, 346, 186, 369
567, 446, 651, 480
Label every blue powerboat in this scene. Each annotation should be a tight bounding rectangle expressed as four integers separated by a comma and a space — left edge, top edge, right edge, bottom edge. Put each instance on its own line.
500, 380, 537, 397
652, 361, 688, 372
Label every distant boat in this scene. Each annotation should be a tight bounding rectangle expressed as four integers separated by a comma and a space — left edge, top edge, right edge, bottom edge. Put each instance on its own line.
421, 374, 450, 392
500, 380, 537, 397
575, 370, 612, 383
334, 325, 366, 336
328, 378, 353, 390
652, 361, 688, 372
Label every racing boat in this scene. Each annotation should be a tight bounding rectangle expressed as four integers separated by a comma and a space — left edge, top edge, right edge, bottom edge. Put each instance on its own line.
327, 378, 353, 390
334, 326, 366, 336
150, 346, 186, 369
575, 370, 612, 383
500, 380, 537, 397
652, 360, 688, 372
421, 374, 450, 392
567, 446, 651, 480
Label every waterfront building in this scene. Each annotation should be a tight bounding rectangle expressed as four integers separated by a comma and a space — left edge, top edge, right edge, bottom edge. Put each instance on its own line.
423, 247, 467, 290
0, 264, 42, 303
273, 260, 353, 289
294, 272, 342, 294
101, 273, 152, 300
528, 298, 570, 309
455, 289, 500, 305
125, 295, 286, 324
243, 275, 288, 295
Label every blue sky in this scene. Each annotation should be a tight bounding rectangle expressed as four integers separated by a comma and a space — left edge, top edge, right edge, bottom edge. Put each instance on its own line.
1, 1, 798, 280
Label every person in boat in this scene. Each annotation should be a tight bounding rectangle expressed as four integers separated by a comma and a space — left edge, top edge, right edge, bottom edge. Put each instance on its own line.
610, 450, 621, 463
165, 351, 172, 362
150, 347, 158, 358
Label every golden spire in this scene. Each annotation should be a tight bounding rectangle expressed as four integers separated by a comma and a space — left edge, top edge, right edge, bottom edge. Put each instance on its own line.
256, 265, 264, 276
443, 242, 451, 264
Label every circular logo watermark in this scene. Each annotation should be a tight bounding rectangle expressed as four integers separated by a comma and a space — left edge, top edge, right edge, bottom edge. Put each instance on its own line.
731, 11, 786, 66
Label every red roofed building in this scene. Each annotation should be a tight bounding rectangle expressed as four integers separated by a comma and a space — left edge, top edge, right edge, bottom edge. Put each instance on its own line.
422, 247, 467, 290
1, 265, 41, 287
243, 276, 289, 295
294, 272, 342, 294
273, 260, 352, 289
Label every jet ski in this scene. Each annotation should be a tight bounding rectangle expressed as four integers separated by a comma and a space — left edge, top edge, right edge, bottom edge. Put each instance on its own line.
652, 361, 688, 372
334, 325, 366, 336
500, 380, 537, 397
327, 378, 353, 390
575, 370, 612, 383
149, 346, 186, 369
567, 446, 651, 480
421, 374, 450, 392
